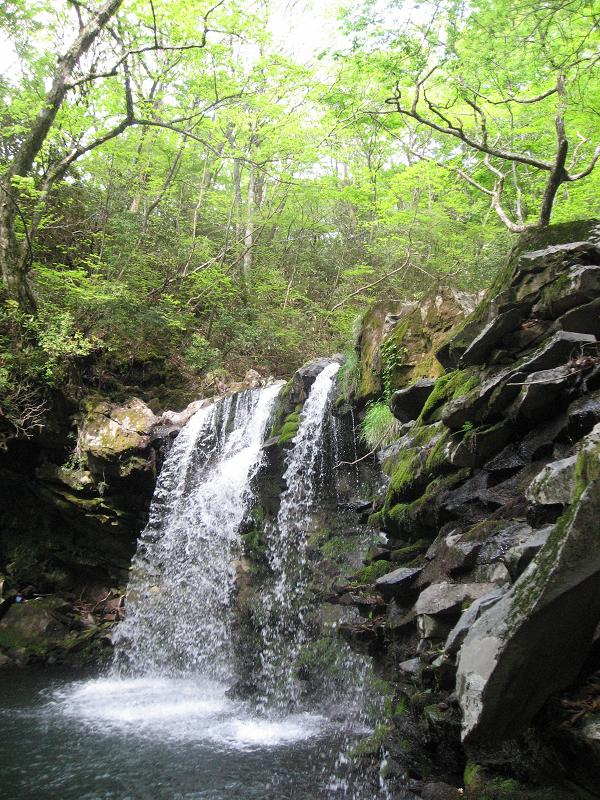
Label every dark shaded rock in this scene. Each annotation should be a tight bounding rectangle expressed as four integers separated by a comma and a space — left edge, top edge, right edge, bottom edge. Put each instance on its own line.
391, 380, 437, 423
532, 264, 600, 319
449, 420, 513, 468
456, 426, 600, 744
436, 221, 600, 371
375, 566, 422, 600
485, 414, 568, 473
558, 297, 600, 338
290, 355, 344, 405
507, 365, 577, 423
441, 327, 589, 431
567, 388, 600, 440
420, 781, 462, 800
502, 525, 553, 580
460, 307, 524, 367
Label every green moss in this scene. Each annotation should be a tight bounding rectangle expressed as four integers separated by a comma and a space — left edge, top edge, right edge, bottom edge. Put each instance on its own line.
349, 723, 392, 758
464, 760, 483, 788
390, 539, 429, 563
380, 317, 411, 399
277, 411, 301, 444
337, 348, 361, 405
418, 369, 479, 424
320, 536, 357, 562
269, 380, 294, 437
353, 559, 392, 584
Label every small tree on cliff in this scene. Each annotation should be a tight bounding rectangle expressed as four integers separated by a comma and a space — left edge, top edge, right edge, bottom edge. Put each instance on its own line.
0, 0, 235, 312
341, 0, 600, 232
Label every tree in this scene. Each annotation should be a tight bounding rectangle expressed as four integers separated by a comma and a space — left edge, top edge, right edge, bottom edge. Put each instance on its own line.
0, 0, 235, 311
340, 0, 600, 231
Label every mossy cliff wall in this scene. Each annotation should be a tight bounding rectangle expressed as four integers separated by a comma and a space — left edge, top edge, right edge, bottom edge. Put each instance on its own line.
334, 220, 600, 798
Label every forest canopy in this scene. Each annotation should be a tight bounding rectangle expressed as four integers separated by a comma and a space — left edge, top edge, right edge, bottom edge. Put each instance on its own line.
0, 0, 598, 421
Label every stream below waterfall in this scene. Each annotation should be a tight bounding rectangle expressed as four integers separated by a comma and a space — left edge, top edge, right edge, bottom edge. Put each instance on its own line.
1, 365, 389, 799
1, 668, 375, 800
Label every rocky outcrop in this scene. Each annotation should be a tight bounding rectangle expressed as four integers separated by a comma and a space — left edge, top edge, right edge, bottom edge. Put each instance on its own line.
336, 220, 600, 797
350, 288, 481, 408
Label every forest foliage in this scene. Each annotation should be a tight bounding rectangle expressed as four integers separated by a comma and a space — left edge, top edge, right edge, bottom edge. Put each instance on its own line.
0, 0, 598, 427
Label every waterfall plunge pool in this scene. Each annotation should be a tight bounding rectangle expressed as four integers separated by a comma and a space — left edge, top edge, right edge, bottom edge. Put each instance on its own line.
0, 668, 374, 800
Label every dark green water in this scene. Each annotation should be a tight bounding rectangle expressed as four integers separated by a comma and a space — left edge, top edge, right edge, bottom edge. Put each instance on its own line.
0, 668, 380, 800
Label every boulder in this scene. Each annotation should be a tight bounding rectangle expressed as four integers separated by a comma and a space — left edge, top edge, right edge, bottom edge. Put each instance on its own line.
415, 582, 497, 617
444, 587, 508, 656
459, 307, 524, 367
79, 398, 159, 476
526, 456, 577, 506
159, 398, 211, 431
436, 221, 600, 370
391, 380, 436, 423
558, 297, 600, 338
456, 426, 600, 744
502, 526, 553, 580
567, 388, 600, 439
375, 566, 422, 601
0, 596, 69, 653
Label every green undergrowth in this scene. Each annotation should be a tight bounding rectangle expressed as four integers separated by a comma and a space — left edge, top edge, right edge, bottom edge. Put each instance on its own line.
361, 401, 403, 449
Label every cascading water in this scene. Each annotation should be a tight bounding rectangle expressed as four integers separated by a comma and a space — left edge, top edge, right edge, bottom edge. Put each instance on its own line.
113, 382, 283, 678
258, 362, 341, 711
22, 367, 390, 799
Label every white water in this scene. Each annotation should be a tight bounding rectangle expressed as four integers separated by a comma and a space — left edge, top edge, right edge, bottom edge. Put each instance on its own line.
113, 383, 283, 678
258, 363, 341, 710
52, 676, 328, 748
45, 367, 385, 790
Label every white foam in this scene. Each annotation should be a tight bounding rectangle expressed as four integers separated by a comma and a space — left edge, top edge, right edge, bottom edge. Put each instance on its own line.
50, 677, 329, 750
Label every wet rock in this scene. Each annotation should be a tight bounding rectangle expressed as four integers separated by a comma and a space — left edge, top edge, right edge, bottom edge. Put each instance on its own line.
375, 566, 423, 600
289, 355, 344, 405
567, 388, 600, 440
0, 596, 69, 654
526, 456, 577, 506
456, 427, 600, 744
159, 398, 211, 431
391, 380, 436, 423
507, 366, 577, 422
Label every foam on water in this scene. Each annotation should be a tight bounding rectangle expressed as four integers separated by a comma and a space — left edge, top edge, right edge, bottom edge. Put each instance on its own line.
51, 676, 329, 749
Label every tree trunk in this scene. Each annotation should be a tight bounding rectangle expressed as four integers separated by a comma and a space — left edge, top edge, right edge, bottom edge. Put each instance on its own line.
0, 181, 37, 312
242, 166, 255, 282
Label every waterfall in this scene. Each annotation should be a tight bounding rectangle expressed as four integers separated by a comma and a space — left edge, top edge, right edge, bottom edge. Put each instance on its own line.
257, 362, 341, 711
113, 382, 283, 679
44, 364, 385, 798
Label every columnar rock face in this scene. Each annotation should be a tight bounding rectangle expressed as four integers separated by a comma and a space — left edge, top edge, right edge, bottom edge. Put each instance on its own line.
334, 220, 600, 795
351, 289, 481, 407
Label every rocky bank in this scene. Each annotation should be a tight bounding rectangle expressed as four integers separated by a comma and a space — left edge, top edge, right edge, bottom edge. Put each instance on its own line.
332, 219, 600, 798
